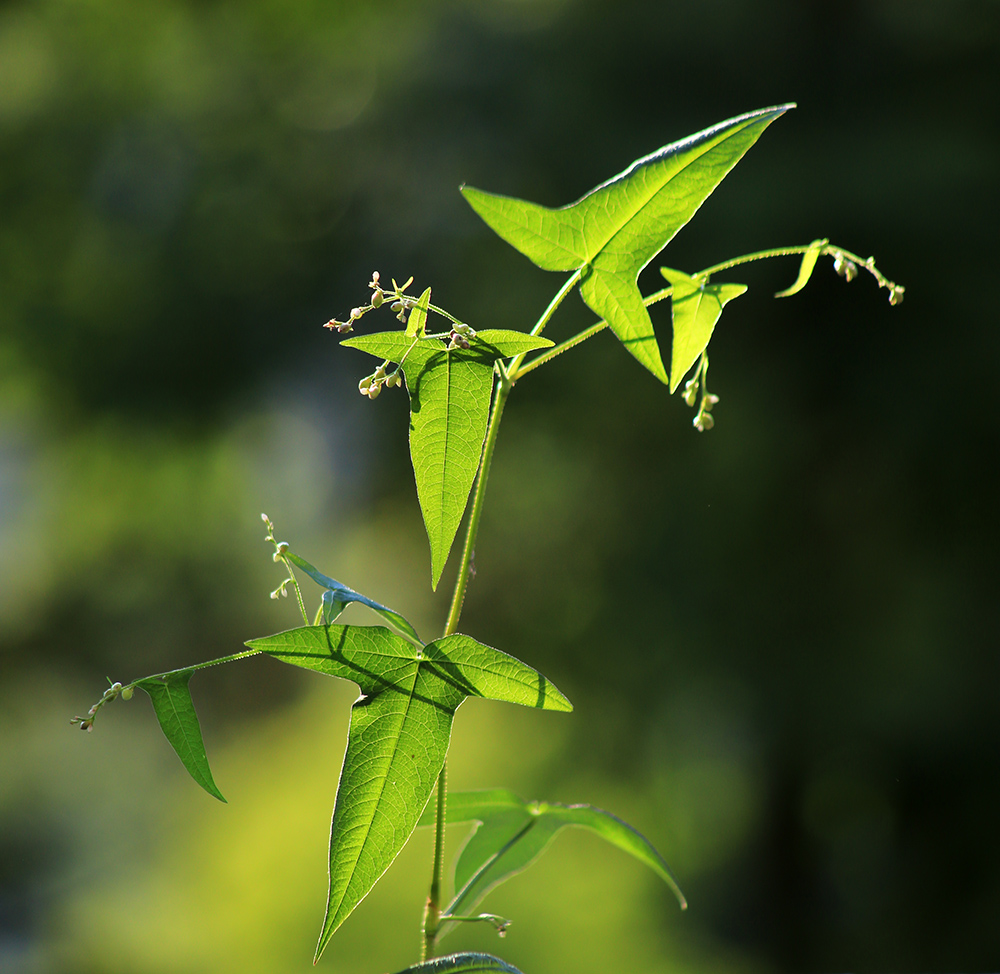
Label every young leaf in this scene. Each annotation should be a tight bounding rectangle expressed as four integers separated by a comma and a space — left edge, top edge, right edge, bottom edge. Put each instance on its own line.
406, 287, 433, 338
343, 331, 547, 588
417, 789, 685, 935
462, 104, 794, 383
660, 267, 748, 392
284, 549, 422, 644
134, 670, 226, 803
390, 954, 525, 974
774, 237, 828, 297
245, 626, 571, 960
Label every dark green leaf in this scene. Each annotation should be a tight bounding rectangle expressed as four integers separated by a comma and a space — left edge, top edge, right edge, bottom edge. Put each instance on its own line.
660, 267, 747, 392
391, 953, 525, 974
245, 626, 571, 960
134, 670, 225, 802
462, 105, 793, 383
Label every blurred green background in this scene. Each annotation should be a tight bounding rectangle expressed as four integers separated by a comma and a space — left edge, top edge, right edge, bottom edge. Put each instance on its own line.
2, 0, 998, 972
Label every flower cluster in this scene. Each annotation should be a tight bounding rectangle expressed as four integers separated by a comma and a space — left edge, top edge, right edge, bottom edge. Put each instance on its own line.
831, 250, 905, 305
70, 680, 130, 732
358, 361, 403, 399
323, 272, 418, 333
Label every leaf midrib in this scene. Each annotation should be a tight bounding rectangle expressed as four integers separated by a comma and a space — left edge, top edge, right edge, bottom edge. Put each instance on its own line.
581, 128, 740, 264
328, 657, 433, 929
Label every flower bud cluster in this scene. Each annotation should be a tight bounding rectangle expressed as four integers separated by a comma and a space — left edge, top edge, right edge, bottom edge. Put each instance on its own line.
693, 393, 720, 432
830, 251, 904, 306
447, 322, 476, 350
323, 271, 418, 333
834, 255, 858, 281
358, 361, 402, 400
71, 681, 127, 732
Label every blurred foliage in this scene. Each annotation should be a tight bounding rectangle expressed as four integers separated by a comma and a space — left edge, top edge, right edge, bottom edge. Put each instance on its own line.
1, 0, 998, 972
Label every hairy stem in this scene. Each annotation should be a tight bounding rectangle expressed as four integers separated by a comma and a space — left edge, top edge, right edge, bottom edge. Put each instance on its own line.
423, 345, 515, 960
513, 284, 673, 380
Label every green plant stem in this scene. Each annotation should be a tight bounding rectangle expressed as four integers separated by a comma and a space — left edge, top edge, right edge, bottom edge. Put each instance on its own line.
124, 649, 263, 689
504, 268, 583, 381
280, 557, 310, 625
423, 342, 516, 961
513, 284, 673, 380
421, 763, 448, 961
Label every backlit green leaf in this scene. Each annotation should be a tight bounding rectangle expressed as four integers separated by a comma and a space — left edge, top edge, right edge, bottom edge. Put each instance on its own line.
406, 287, 432, 337
774, 238, 828, 297
345, 331, 545, 588
462, 105, 793, 383
245, 626, 571, 960
418, 789, 685, 934
660, 267, 747, 392
134, 670, 225, 802
471, 330, 554, 357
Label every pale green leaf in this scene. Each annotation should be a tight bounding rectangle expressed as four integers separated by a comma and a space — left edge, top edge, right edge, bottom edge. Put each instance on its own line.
245, 626, 571, 960
134, 670, 226, 802
420, 790, 684, 934
391, 953, 525, 974
462, 105, 793, 383
774, 238, 828, 297
285, 549, 422, 644
661, 267, 747, 392
406, 287, 432, 337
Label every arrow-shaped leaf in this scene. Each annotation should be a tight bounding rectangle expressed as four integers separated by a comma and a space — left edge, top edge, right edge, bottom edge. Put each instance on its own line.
134, 670, 226, 802
245, 626, 571, 961
660, 267, 748, 392
462, 104, 793, 383
343, 331, 551, 588
418, 789, 685, 935
284, 549, 422, 644
390, 954, 525, 974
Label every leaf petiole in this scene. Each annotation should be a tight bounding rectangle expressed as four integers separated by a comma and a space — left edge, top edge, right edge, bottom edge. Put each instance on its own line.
513, 284, 673, 380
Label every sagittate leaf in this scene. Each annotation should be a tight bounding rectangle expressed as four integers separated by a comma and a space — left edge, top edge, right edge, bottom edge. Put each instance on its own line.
391, 953, 525, 974
285, 549, 422, 644
462, 104, 794, 384
343, 331, 551, 589
774, 238, 828, 297
660, 267, 747, 392
245, 626, 571, 961
134, 670, 225, 802
418, 789, 685, 935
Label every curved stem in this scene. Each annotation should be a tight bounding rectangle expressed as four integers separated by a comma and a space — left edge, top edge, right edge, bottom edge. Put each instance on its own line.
513, 284, 673, 381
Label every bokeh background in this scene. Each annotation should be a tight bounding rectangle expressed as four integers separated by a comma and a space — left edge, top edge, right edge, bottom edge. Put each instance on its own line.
2, 0, 998, 972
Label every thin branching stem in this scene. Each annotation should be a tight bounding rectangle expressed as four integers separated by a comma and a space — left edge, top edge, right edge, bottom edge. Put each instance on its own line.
513, 284, 673, 380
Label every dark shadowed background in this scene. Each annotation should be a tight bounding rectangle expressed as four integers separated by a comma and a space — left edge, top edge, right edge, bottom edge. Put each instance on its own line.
2, 1, 998, 972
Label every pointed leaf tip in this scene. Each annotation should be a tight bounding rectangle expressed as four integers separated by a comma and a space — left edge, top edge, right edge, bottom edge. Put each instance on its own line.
135, 670, 226, 802
464, 105, 794, 384
775, 238, 828, 298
